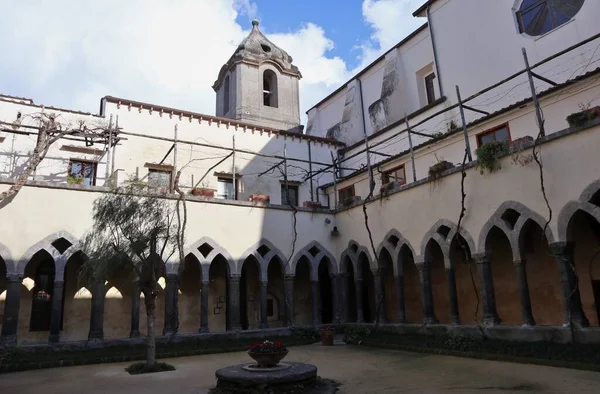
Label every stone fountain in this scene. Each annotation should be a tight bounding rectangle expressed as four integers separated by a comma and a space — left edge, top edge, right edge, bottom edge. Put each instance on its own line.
214, 340, 321, 393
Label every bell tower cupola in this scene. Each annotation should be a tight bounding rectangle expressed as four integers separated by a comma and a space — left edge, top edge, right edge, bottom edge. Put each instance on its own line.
213, 20, 302, 132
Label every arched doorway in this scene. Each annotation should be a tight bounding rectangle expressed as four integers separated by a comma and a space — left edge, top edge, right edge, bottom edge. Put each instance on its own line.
343, 257, 357, 322
209, 254, 229, 332
318, 257, 333, 324
358, 252, 375, 323
179, 254, 202, 334
294, 256, 312, 325
267, 257, 285, 328
424, 239, 449, 323
20, 250, 55, 344
241, 255, 261, 330
450, 235, 479, 323
485, 227, 518, 324
399, 245, 420, 322
379, 248, 396, 322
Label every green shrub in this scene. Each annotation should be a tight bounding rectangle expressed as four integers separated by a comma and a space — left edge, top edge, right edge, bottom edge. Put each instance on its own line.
343, 325, 372, 345
475, 141, 509, 173
291, 327, 319, 341
125, 361, 175, 375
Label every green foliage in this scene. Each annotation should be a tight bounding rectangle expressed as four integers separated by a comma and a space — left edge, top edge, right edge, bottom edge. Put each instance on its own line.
78, 175, 178, 290
566, 109, 599, 128
291, 327, 319, 341
67, 175, 84, 185
475, 141, 509, 174
125, 361, 175, 375
343, 325, 372, 345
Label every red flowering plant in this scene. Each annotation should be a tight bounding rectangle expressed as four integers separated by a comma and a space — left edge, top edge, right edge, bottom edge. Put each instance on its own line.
248, 339, 287, 354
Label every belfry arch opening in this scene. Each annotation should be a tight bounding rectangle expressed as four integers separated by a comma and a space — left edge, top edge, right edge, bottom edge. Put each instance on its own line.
263, 70, 278, 108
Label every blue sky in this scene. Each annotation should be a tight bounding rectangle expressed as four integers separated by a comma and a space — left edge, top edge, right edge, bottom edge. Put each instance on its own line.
239, 0, 369, 69
0, 0, 425, 116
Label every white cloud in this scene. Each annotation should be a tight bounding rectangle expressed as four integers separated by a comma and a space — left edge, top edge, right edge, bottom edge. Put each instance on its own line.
357, 0, 425, 69
0, 0, 423, 119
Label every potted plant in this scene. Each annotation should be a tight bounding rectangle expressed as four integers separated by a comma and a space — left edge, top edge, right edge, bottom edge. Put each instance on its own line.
428, 160, 454, 181
67, 175, 84, 185
191, 187, 214, 197
249, 194, 270, 203
303, 201, 322, 209
566, 105, 600, 128
247, 340, 288, 367
475, 141, 509, 174
320, 324, 335, 346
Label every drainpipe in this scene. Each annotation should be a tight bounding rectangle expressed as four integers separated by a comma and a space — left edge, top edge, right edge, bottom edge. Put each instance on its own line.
427, 6, 444, 97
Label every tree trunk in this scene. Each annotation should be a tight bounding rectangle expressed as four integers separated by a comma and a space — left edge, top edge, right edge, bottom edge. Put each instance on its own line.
144, 290, 157, 368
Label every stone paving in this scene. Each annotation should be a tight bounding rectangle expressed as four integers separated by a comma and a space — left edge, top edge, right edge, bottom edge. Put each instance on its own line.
2, 343, 600, 393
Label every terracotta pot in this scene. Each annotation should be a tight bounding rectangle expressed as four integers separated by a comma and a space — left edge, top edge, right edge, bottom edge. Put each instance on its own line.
248, 194, 270, 203
320, 330, 334, 346
247, 350, 288, 367
191, 188, 214, 197
303, 201, 322, 209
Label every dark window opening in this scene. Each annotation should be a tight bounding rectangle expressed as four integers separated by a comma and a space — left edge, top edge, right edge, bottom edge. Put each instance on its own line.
68, 160, 97, 186
51, 238, 72, 254
382, 165, 406, 185
263, 70, 278, 107
425, 73, 436, 105
30, 258, 55, 331
517, 0, 584, 37
281, 184, 299, 206
338, 185, 355, 205
223, 76, 230, 114
476, 124, 512, 147
148, 169, 172, 193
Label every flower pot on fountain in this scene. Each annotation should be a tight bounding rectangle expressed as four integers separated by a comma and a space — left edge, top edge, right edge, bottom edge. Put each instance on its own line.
247, 340, 288, 368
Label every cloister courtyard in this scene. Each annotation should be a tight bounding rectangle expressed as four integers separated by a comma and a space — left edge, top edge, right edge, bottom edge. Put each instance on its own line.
1, 343, 600, 393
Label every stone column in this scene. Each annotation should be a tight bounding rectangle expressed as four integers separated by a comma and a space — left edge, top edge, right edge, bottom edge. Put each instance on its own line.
200, 280, 209, 333
446, 268, 460, 325
49, 280, 64, 343
340, 273, 349, 323
416, 261, 438, 324
395, 274, 406, 323
227, 274, 242, 330
514, 259, 535, 326
130, 279, 141, 338
373, 270, 387, 323
163, 274, 179, 336
1, 274, 22, 344
259, 280, 269, 329
311, 280, 321, 326
330, 273, 340, 323
88, 280, 105, 341
549, 242, 589, 327
284, 275, 295, 326
473, 253, 501, 326
355, 278, 365, 323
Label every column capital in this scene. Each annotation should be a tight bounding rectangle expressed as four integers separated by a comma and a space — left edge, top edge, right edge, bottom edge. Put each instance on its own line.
329, 273, 340, 279
513, 259, 526, 267
284, 274, 295, 280
355, 277, 364, 283
229, 274, 241, 281
165, 273, 179, 282
201, 279, 209, 286
471, 253, 490, 265
260, 280, 268, 286
53, 280, 65, 286
6, 273, 22, 283
415, 261, 429, 271
548, 241, 574, 256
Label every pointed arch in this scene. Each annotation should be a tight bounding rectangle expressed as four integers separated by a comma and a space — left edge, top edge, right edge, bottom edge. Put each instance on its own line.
579, 179, 600, 203
420, 219, 475, 268
185, 237, 235, 280
558, 200, 600, 242
237, 239, 286, 282
376, 229, 416, 277
0, 242, 15, 274
290, 241, 337, 280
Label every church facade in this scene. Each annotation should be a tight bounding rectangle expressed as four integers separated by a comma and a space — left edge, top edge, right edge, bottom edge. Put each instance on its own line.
1, 0, 600, 346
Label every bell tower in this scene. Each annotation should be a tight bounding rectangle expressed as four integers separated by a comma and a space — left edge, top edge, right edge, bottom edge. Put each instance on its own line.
213, 20, 303, 132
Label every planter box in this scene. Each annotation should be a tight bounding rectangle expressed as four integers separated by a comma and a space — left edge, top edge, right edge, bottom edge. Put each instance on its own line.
191, 188, 214, 197
248, 194, 270, 203
303, 201, 322, 209
320, 330, 334, 346
566, 106, 600, 128
340, 196, 361, 208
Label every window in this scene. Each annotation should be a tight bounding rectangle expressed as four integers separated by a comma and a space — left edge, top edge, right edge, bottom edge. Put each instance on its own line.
382, 165, 406, 185
338, 185, 355, 204
281, 184, 298, 206
476, 124, 512, 147
516, 0, 584, 37
68, 160, 97, 186
425, 73, 436, 105
223, 76, 230, 114
148, 169, 171, 193
217, 178, 237, 200
263, 70, 278, 107
30, 258, 54, 331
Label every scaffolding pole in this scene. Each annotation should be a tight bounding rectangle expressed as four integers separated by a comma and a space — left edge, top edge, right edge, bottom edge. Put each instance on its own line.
456, 85, 473, 162
171, 125, 178, 192
232, 135, 236, 199
307, 139, 314, 201
523, 47, 545, 136
330, 152, 338, 209
283, 142, 288, 205
405, 114, 417, 183
104, 114, 113, 186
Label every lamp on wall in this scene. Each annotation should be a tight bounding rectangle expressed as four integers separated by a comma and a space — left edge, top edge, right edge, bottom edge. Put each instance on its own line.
330, 226, 339, 237
324, 218, 331, 225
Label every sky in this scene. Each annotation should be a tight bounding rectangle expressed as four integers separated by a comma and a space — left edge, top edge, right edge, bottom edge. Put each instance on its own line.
0, 0, 426, 118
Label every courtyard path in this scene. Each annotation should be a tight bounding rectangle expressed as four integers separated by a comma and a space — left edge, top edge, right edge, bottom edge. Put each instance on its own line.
1, 343, 600, 393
